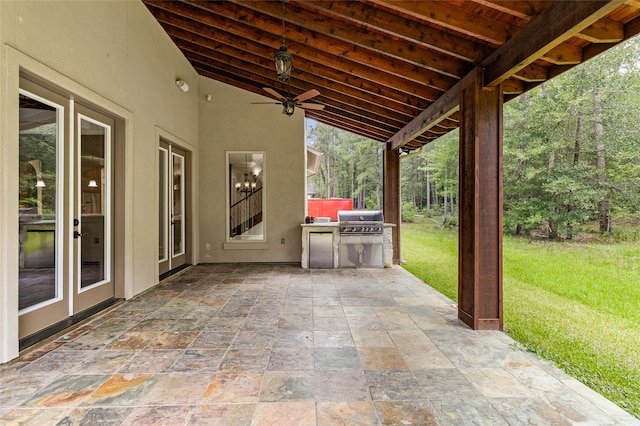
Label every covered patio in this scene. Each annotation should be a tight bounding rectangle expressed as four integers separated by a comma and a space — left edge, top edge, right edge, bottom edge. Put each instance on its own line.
1, 264, 636, 425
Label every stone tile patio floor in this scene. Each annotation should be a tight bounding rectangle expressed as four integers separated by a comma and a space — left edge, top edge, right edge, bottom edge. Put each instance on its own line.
1, 264, 637, 425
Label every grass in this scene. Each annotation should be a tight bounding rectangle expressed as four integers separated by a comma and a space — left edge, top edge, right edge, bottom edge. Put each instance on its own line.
401, 221, 640, 418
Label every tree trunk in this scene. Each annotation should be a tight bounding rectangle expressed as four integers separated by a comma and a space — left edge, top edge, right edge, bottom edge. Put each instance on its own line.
594, 91, 611, 233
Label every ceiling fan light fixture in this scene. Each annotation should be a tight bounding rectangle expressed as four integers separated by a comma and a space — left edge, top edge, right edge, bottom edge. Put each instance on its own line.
274, 45, 293, 81
284, 101, 296, 116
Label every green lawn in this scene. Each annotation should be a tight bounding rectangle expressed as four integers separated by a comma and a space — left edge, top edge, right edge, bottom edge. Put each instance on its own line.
401, 222, 640, 418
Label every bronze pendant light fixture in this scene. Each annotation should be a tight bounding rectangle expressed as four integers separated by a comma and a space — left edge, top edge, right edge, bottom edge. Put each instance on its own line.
274, 0, 293, 81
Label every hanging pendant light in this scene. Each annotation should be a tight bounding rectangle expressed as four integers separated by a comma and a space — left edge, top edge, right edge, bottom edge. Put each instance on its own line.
274, 0, 293, 81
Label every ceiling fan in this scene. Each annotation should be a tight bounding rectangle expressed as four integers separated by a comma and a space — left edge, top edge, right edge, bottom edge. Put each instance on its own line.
253, 87, 325, 116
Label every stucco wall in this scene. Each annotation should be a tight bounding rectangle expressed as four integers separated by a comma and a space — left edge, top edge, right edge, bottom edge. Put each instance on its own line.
198, 77, 306, 263
0, 0, 200, 362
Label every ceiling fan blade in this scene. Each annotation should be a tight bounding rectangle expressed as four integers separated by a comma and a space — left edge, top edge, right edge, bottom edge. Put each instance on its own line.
263, 87, 286, 101
299, 103, 325, 110
294, 89, 320, 102
251, 102, 281, 105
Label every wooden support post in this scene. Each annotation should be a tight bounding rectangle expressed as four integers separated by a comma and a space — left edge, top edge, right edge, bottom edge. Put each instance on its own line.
458, 68, 503, 330
383, 143, 401, 264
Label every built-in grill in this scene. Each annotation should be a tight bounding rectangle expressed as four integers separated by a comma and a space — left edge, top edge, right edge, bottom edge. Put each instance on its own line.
338, 210, 385, 267
338, 210, 384, 234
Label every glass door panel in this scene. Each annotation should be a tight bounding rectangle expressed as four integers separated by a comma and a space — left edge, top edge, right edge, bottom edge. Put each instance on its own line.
78, 115, 110, 289
172, 152, 185, 257
159, 147, 168, 263
73, 105, 114, 314
18, 92, 62, 312
159, 142, 187, 276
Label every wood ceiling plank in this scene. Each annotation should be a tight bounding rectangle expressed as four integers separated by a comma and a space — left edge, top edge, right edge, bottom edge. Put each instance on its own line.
305, 0, 491, 63
188, 48, 415, 132
190, 0, 457, 92
164, 24, 428, 120
371, 0, 514, 45
475, 0, 552, 20
234, 0, 470, 79
147, 3, 444, 102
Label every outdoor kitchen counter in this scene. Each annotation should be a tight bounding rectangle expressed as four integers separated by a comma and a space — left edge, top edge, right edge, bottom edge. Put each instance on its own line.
300, 222, 395, 268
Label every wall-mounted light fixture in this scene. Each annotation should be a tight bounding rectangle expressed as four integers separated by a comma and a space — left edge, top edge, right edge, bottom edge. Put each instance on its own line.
176, 79, 190, 92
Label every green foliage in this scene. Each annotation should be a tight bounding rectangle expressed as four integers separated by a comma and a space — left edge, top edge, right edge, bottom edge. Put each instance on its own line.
503, 38, 640, 237
307, 122, 382, 209
401, 222, 640, 418
401, 201, 418, 223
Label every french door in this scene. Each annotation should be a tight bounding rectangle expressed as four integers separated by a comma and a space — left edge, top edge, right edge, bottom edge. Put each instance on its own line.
158, 141, 188, 276
18, 79, 115, 339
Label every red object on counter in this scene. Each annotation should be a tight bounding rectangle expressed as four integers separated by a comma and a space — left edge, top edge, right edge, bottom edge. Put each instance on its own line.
307, 198, 352, 221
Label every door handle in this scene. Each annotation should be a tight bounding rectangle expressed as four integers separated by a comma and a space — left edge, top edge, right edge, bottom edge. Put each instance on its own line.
74, 231, 85, 239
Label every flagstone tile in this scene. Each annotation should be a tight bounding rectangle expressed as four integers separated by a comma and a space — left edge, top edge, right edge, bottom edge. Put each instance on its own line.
201, 371, 264, 403
364, 370, 423, 401
69, 350, 135, 375
169, 349, 227, 372
190, 331, 236, 349
317, 401, 378, 426
431, 397, 509, 425
358, 347, 408, 370
188, 404, 255, 425
141, 372, 213, 405
145, 331, 199, 350
0, 408, 71, 425
267, 347, 314, 371
118, 350, 182, 374
80, 373, 157, 406
105, 331, 161, 350
314, 330, 354, 348
313, 316, 350, 331
232, 330, 276, 349
218, 349, 270, 371
461, 367, 535, 398
122, 405, 193, 426
351, 330, 395, 348
20, 349, 96, 374
259, 371, 315, 402
314, 370, 370, 402
250, 401, 316, 425
23, 374, 108, 407
315, 347, 362, 370
374, 400, 440, 425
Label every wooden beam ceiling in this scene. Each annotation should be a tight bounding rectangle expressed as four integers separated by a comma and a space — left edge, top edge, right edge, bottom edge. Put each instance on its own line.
142, 0, 640, 148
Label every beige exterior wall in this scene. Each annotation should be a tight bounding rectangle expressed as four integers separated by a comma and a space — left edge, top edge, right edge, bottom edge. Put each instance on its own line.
0, 1, 306, 363
198, 78, 306, 263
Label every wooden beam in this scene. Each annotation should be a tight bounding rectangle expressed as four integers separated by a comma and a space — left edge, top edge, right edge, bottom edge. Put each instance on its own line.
542, 43, 583, 65
578, 17, 625, 42
388, 71, 477, 150
457, 68, 503, 331
383, 145, 401, 264
513, 63, 548, 82
482, 0, 625, 86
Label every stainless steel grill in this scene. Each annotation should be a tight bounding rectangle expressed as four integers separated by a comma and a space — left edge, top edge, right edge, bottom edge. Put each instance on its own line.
338, 210, 384, 234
